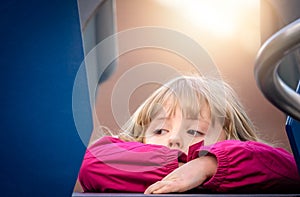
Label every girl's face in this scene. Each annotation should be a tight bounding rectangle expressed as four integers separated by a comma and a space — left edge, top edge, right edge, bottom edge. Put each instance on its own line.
143, 103, 224, 154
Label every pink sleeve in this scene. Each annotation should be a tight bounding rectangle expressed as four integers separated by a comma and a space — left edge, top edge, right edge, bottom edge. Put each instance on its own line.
78, 136, 181, 192
195, 140, 300, 193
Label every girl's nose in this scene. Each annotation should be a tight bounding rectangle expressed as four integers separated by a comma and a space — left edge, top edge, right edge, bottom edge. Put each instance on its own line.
168, 133, 183, 149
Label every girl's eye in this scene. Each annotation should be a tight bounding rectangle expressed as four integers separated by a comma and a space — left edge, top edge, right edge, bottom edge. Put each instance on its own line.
153, 129, 168, 135
186, 129, 205, 137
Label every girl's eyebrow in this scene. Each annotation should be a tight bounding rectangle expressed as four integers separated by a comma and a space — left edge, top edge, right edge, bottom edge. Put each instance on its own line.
154, 116, 210, 121
185, 118, 211, 126
154, 116, 169, 121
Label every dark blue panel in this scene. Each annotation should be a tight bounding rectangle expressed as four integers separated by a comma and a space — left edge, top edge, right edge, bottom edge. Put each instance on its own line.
0, 0, 92, 196
286, 81, 300, 175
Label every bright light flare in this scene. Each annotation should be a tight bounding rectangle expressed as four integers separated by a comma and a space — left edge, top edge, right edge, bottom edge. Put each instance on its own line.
157, 0, 259, 38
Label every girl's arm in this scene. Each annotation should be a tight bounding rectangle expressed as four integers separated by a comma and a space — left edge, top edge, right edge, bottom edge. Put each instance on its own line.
78, 136, 183, 192
144, 155, 217, 194
145, 140, 300, 193
198, 140, 300, 193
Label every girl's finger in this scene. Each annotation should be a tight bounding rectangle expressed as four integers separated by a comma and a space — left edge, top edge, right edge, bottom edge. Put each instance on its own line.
152, 184, 177, 194
145, 181, 178, 194
144, 181, 164, 194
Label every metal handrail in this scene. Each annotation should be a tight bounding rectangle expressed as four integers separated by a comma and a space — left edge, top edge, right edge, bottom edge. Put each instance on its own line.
254, 18, 300, 121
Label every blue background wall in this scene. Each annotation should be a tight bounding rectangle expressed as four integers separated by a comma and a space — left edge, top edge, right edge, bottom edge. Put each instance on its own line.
0, 0, 92, 196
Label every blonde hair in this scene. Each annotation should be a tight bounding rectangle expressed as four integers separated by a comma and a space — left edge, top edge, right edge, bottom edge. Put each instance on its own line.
119, 75, 259, 142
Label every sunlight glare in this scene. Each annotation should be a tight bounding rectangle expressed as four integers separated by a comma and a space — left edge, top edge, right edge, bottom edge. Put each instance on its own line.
156, 0, 259, 38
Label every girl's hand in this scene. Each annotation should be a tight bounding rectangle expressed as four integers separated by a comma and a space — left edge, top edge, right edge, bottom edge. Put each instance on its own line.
144, 156, 217, 194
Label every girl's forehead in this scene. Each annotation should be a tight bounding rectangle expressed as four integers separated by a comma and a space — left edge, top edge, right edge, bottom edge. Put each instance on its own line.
151, 99, 211, 120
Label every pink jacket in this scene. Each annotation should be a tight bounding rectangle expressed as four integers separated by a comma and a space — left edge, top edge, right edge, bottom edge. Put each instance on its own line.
78, 136, 300, 193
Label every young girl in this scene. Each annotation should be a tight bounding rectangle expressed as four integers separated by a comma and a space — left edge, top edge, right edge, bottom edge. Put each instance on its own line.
78, 75, 300, 194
